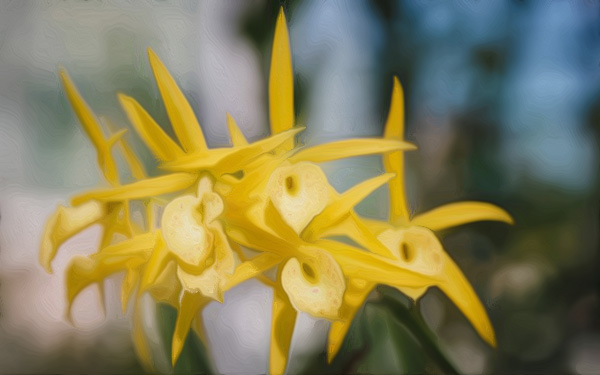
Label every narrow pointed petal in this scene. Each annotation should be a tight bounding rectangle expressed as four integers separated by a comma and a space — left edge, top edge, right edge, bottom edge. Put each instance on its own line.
102, 117, 148, 180
224, 252, 282, 291
410, 201, 514, 231
139, 235, 170, 293
269, 7, 294, 151
314, 240, 436, 288
133, 300, 155, 371
161, 127, 303, 173
361, 217, 394, 236
71, 173, 197, 205
328, 279, 373, 363
65, 254, 147, 315
172, 292, 208, 366
382, 76, 410, 223
318, 215, 392, 257
226, 113, 248, 147
92, 232, 157, 260
439, 259, 496, 347
270, 284, 297, 375
60, 69, 119, 185
148, 261, 182, 308
118, 94, 185, 161
289, 138, 416, 164
303, 174, 394, 240
147, 48, 207, 152
121, 269, 140, 314
40, 201, 106, 273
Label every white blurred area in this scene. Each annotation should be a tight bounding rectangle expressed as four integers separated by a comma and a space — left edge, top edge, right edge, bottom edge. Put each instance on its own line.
0, 1, 383, 373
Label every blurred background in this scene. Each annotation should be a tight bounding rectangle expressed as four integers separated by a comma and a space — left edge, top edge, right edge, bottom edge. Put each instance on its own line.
1, 0, 599, 374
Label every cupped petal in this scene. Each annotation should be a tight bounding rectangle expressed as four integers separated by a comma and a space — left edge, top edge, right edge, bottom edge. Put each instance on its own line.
281, 250, 346, 320
118, 94, 185, 161
269, 7, 294, 152
289, 138, 416, 164
410, 201, 514, 231
161, 195, 213, 267
71, 173, 197, 205
40, 201, 107, 273
267, 161, 331, 233
147, 48, 207, 153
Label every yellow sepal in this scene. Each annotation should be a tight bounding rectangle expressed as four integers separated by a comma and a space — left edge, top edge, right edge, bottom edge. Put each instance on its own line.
270, 282, 297, 375
410, 201, 514, 231
118, 94, 185, 161
269, 7, 294, 151
40, 201, 106, 273
71, 173, 197, 205
289, 138, 416, 164
171, 291, 209, 366
147, 48, 208, 153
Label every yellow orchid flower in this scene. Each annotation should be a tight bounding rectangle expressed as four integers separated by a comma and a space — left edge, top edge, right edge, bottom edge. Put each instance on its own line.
323, 77, 514, 363
40, 5, 514, 375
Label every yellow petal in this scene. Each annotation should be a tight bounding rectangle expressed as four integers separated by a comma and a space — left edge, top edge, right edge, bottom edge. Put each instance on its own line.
148, 260, 182, 308
93, 231, 157, 260
270, 284, 297, 375
410, 201, 514, 231
226, 113, 248, 147
177, 224, 235, 301
377, 226, 496, 346
382, 76, 410, 223
360, 217, 394, 236
118, 94, 185, 161
302, 173, 394, 240
172, 291, 209, 366
266, 161, 331, 234
328, 279, 373, 363
161, 127, 303, 173
147, 48, 207, 153
40, 201, 107, 273
269, 7, 294, 151
281, 251, 345, 320
139, 235, 170, 293
59, 69, 119, 185
224, 252, 282, 291
289, 138, 416, 164
102, 117, 147, 180
65, 254, 147, 316
312, 240, 434, 288
121, 268, 140, 314
439, 260, 496, 347
161, 195, 213, 267
318, 214, 394, 258
133, 300, 155, 371
71, 173, 197, 205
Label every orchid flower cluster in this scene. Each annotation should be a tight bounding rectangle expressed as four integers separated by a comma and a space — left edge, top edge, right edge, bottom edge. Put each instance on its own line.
40, 9, 513, 374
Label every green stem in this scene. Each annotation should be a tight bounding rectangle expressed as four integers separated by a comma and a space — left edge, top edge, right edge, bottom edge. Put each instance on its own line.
379, 290, 460, 375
